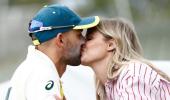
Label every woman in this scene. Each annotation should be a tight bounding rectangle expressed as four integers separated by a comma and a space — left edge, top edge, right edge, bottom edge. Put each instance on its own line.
81, 18, 170, 100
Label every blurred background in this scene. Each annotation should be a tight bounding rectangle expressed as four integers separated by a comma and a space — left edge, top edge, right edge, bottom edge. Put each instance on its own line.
0, 0, 170, 86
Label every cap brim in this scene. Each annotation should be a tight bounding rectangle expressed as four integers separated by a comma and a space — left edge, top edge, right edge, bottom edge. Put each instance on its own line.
73, 16, 100, 29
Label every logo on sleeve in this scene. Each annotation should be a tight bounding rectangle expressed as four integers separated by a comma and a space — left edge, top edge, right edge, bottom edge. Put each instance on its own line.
45, 80, 54, 90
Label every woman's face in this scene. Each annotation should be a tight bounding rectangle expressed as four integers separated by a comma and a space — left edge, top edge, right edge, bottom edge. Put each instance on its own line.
81, 30, 109, 66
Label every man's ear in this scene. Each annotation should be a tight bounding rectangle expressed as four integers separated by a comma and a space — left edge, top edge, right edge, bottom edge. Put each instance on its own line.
107, 39, 116, 51
54, 33, 64, 48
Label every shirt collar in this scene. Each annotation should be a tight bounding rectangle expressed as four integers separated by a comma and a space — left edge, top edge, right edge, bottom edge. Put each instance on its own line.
27, 45, 60, 79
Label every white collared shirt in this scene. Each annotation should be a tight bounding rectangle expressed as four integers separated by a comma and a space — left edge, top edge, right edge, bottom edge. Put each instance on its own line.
8, 45, 62, 100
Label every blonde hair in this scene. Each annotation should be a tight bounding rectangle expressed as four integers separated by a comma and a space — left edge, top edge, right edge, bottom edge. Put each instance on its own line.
93, 18, 170, 100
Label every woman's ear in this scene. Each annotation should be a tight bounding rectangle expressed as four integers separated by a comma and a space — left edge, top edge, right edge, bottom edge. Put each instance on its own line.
107, 39, 116, 51
55, 33, 64, 48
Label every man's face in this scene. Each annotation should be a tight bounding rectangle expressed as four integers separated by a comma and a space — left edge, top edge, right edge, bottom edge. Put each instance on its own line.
62, 29, 85, 66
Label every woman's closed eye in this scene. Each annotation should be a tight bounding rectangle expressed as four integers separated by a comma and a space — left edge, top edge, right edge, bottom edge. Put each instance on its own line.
85, 37, 93, 41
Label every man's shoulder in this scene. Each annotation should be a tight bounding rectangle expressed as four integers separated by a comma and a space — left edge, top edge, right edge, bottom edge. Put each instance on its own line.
23, 58, 57, 77
11, 58, 56, 82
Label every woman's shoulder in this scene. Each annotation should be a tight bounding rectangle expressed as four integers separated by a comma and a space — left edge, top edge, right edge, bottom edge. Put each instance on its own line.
125, 60, 153, 75
119, 60, 156, 81
121, 60, 169, 85
127, 60, 150, 69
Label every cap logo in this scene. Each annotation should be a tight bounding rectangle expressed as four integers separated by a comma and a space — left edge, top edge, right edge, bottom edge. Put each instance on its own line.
45, 80, 54, 90
29, 20, 43, 32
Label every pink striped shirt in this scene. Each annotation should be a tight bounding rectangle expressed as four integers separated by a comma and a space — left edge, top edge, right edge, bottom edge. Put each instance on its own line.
105, 61, 170, 100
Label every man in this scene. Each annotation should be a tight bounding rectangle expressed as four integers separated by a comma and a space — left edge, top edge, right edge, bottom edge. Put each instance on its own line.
7, 4, 100, 100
